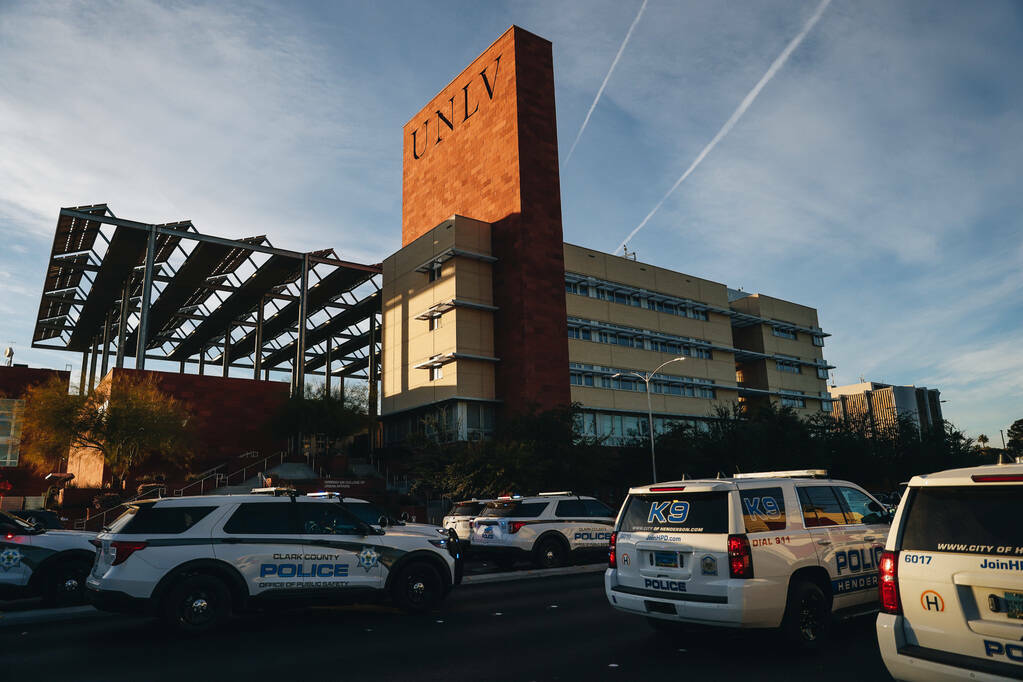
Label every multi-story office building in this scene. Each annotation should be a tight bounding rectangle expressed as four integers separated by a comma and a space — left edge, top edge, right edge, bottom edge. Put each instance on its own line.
380, 26, 834, 444
829, 381, 943, 434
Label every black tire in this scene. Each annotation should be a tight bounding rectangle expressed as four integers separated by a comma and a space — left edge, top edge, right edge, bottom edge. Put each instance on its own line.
781, 580, 830, 650
390, 561, 444, 613
533, 536, 567, 569
162, 574, 231, 634
42, 558, 91, 606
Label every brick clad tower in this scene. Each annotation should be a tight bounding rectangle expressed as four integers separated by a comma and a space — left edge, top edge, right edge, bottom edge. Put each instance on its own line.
401, 26, 570, 415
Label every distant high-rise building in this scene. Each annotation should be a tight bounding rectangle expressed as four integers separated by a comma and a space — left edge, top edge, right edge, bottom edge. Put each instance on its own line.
829, 381, 943, 434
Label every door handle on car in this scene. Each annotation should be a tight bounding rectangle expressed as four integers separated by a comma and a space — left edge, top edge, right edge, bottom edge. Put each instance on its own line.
863, 536, 879, 542
817, 539, 832, 546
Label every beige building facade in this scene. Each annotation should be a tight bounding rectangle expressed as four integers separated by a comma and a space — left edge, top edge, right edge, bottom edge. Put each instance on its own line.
381, 229, 836, 444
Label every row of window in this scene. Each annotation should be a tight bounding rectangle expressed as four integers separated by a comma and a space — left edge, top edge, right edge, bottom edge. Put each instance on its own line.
567, 323, 713, 359
771, 324, 827, 347
565, 280, 710, 321
779, 389, 806, 409
0, 399, 24, 468
574, 410, 710, 443
568, 362, 716, 399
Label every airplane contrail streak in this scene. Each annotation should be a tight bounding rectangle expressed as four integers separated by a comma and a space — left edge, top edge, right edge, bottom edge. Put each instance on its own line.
614, 0, 832, 254
565, 0, 648, 163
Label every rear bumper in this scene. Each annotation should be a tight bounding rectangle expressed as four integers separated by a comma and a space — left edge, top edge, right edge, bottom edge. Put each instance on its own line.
876, 613, 1022, 681
86, 585, 149, 615
604, 570, 746, 627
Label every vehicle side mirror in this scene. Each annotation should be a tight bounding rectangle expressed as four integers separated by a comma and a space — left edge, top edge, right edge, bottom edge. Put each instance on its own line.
377, 515, 389, 528
400, 511, 410, 522
867, 501, 882, 513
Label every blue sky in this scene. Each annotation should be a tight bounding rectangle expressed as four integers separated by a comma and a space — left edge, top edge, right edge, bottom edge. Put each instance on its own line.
1, 1, 1020, 441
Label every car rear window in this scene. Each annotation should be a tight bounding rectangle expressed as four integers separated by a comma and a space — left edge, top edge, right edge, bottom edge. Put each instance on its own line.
899, 486, 1022, 556
224, 502, 296, 534
618, 492, 728, 534
450, 503, 483, 516
108, 505, 216, 534
741, 487, 787, 532
479, 501, 549, 518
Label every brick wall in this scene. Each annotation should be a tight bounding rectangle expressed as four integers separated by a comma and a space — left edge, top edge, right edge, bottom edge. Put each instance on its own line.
400, 26, 570, 415
0, 366, 71, 496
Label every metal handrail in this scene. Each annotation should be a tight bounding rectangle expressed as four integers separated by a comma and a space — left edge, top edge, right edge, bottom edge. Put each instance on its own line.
173, 451, 260, 496
225, 450, 287, 486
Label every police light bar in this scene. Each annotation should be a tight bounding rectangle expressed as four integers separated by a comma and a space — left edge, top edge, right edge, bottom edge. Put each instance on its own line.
538, 491, 572, 496
250, 487, 298, 496
732, 469, 828, 480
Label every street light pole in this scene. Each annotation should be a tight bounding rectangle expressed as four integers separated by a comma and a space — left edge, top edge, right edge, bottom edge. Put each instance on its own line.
613, 357, 686, 484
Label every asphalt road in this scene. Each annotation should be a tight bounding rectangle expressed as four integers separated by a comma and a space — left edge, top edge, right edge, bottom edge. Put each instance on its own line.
2, 572, 892, 681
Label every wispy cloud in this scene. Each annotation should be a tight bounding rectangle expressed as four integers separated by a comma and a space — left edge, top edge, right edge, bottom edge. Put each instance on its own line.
564, 0, 647, 163
613, 0, 831, 253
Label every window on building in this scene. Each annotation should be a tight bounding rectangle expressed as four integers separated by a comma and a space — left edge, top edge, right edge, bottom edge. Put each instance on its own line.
0, 399, 24, 468
779, 390, 806, 409
428, 315, 441, 331
812, 335, 825, 347
772, 327, 797, 340
821, 399, 833, 413
429, 363, 443, 381
427, 264, 441, 282
817, 366, 828, 380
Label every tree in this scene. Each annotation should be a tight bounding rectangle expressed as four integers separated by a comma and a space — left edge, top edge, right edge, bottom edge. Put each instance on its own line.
271, 381, 369, 450
20, 374, 193, 487
1007, 419, 1023, 456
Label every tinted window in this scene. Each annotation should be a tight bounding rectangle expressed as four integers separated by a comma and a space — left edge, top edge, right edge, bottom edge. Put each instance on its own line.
449, 503, 483, 516
297, 503, 364, 535
556, 500, 586, 517
346, 502, 390, 526
797, 487, 847, 527
479, 501, 549, 518
0, 510, 34, 533
900, 486, 1022, 556
110, 505, 215, 534
583, 499, 614, 518
835, 486, 885, 525
618, 492, 728, 534
741, 487, 787, 532
224, 502, 296, 534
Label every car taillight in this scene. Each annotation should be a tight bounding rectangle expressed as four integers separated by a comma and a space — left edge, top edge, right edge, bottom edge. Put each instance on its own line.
111, 541, 147, 565
608, 532, 617, 569
727, 534, 753, 579
508, 521, 527, 534
879, 550, 901, 614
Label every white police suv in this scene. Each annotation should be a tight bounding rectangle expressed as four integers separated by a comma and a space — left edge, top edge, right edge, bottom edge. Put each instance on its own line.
470, 492, 615, 569
876, 462, 1023, 681
443, 499, 493, 543
605, 470, 891, 648
86, 490, 463, 632
0, 509, 96, 605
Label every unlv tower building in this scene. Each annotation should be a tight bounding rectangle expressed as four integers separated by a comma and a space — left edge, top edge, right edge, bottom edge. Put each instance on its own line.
382, 27, 834, 444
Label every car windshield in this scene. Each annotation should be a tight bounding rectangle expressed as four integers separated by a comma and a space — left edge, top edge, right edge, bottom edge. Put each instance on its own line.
449, 502, 483, 516
899, 485, 1021, 555
346, 502, 398, 526
479, 501, 549, 518
0, 509, 39, 534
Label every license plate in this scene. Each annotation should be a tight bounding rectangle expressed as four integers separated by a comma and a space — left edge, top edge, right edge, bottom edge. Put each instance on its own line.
1006, 591, 1023, 620
654, 551, 679, 568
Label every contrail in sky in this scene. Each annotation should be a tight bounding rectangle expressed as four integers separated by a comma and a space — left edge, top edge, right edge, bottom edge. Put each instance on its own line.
565, 0, 648, 163
614, 0, 832, 254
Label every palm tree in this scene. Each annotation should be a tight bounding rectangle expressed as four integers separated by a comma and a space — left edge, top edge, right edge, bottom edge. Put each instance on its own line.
977, 434, 990, 453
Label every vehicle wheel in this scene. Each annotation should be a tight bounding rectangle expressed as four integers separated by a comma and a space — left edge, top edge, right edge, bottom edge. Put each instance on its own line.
43, 558, 91, 606
781, 580, 830, 650
533, 537, 567, 569
162, 574, 231, 634
391, 562, 443, 613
